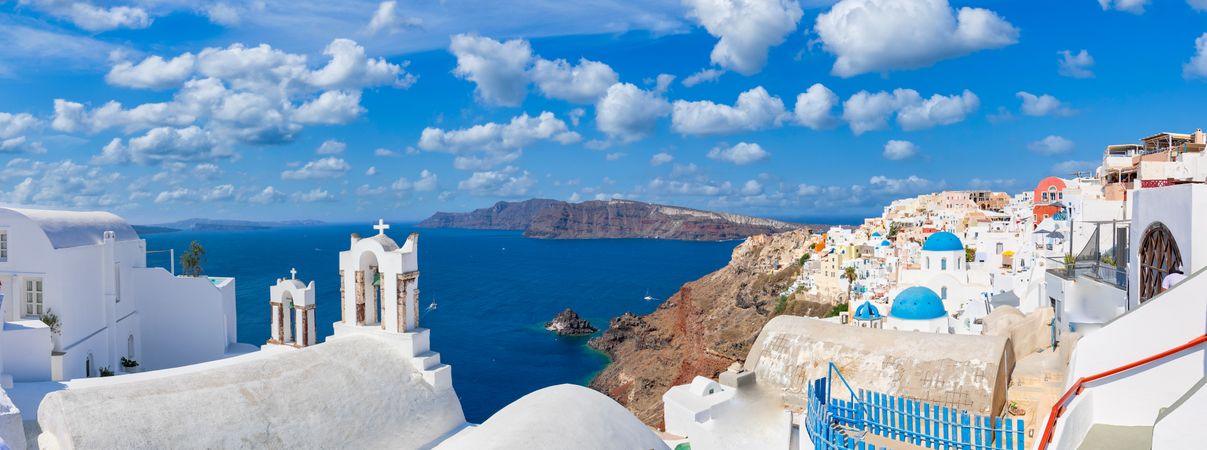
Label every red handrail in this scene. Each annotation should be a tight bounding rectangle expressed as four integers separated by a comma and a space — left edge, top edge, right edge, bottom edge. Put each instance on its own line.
1036, 333, 1207, 450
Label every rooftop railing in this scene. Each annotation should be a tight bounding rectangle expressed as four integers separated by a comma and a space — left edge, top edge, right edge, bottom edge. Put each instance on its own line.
1045, 257, 1127, 290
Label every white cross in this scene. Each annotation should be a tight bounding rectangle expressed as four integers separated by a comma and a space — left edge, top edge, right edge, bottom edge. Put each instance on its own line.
290, 268, 297, 280
373, 219, 390, 235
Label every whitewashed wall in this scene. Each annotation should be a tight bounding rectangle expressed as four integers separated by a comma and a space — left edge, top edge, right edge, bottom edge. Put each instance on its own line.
129, 269, 230, 371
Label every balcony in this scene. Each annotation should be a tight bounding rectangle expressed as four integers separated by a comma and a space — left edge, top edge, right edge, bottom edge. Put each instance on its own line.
1046, 258, 1128, 290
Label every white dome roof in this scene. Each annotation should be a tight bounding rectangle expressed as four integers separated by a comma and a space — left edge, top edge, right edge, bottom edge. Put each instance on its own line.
441, 384, 668, 450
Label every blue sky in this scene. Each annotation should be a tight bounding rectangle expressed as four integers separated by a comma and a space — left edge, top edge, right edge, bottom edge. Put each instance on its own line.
2, 0, 1207, 223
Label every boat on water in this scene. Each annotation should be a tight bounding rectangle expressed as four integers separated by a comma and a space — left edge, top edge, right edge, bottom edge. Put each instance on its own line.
643, 289, 657, 302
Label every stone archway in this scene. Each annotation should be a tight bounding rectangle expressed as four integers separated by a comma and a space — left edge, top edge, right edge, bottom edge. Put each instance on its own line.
1138, 222, 1182, 303
357, 251, 381, 325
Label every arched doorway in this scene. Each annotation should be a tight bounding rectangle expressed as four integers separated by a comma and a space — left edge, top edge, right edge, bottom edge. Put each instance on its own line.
1138, 223, 1182, 303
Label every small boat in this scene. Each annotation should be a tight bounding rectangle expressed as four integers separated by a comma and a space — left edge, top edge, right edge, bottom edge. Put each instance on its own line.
643, 289, 657, 302
426, 298, 438, 312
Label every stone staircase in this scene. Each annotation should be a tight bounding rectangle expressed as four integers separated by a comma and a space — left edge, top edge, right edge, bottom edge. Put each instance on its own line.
1007, 349, 1068, 450
331, 322, 453, 390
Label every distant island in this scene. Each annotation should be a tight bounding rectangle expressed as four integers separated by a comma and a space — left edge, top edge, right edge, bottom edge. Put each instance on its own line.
417, 198, 805, 241
133, 218, 325, 234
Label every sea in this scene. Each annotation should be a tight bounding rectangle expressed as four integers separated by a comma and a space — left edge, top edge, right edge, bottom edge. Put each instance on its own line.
143, 224, 738, 422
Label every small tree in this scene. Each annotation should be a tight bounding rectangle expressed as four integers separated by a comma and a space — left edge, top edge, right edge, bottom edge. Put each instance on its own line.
40, 309, 62, 335
887, 222, 905, 240
798, 253, 811, 266
180, 241, 206, 277
843, 266, 858, 302
965, 247, 977, 263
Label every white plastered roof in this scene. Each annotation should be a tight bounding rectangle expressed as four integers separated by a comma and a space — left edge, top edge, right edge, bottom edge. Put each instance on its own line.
4, 207, 139, 249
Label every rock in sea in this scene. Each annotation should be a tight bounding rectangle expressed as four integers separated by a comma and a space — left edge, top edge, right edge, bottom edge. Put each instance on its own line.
545, 308, 598, 336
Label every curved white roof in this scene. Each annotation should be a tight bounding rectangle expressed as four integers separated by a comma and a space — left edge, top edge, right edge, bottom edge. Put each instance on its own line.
439, 384, 668, 450
5, 207, 138, 249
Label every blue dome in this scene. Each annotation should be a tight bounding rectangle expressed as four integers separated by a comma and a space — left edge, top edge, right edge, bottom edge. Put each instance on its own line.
853, 302, 882, 321
890, 287, 947, 320
922, 231, 964, 252
880, 239, 891, 247
871, 232, 882, 237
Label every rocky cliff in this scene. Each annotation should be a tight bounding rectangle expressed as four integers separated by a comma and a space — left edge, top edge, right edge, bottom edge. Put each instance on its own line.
417, 199, 564, 230
587, 229, 837, 426
418, 198, 801, 241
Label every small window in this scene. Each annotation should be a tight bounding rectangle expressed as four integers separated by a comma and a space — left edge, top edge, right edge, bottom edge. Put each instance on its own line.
128, 335, 135, 359
941, 287, 948, 300
996, 243, 1004, 255
0, 231, 7, 260
24, 278, 43, 317
941, 258, 948, 271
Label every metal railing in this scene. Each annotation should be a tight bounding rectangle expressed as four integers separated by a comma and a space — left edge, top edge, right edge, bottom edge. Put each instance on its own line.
1045, 257, 1127, 290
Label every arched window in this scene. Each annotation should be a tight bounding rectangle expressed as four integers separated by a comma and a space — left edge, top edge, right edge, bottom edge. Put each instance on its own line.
128, 334, 135, 359
85, 353, 94, 378
941, 287, 948, 300
941, 258, 948, 271
996, 243, 1004, 254
925, 257, 930, 270
1138, 222, 1183, 303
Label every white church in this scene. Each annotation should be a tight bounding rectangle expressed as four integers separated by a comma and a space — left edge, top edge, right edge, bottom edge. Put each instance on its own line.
0, 207, 244, 386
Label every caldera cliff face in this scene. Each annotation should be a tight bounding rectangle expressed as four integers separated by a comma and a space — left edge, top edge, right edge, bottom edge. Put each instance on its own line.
587, 229, 836, 426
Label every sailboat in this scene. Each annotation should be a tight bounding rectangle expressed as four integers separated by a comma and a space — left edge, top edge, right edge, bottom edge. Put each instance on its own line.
426, 298, 438, 312
643, 289, 657, 302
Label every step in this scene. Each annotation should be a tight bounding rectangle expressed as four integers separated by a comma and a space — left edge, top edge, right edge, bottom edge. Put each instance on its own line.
422, 364, 453, 390
1077, 424, 1153, 450
411, 351, 442, 371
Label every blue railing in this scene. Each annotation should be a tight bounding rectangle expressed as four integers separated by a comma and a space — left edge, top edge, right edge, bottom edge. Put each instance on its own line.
805, 365, 1027, 450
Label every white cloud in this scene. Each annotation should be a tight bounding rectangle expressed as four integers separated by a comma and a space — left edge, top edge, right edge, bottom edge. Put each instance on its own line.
204, 3, 241, 26
1017, 92, 1074, 117
682, 68, 725, 87
457, 166, 535, 197
595, 83, 671, 142
896, 90, 979, 130
106, 53, 197, 90
647, 177, 733, 196
684, 0, 804, 75
281, 157, 351, 180
793, 83, 839, 130
94, 126, 232, 165
21, 0, 152, 32
738, 179, 764, 196
671, 86, 787, 135
868, 175, 936, 195
292, 188, 336, 202
365, 166, 377, 176
154, 187, 192, 204
202, 184, 236, 202
449, 34, 533, 107
0, 112, 40, 139
1191, 0, 1207, 12
1051, 160, 1097, 174
650, 152, 674, 166
316, 139, 347, 154
60, 39, 410, 163
1058, 50, 1094, 78
841, 89, 915, 135
374, 147, 397, 157
419, 111, 580, 169
815, 0, 1018, 77
1183, 33, 1207, 80
531, 58, 619, 103
882, 140, 918, 160
1, 159, 121, 208
247, 186, 285, 204
605, 152, 625, 161
706, 142, 770, 165
392, 170, 439, 192
1098, 0, 1150, 14
652, 74, 675, 95
366, 1, 421, 35
1028, 135, 1074, 155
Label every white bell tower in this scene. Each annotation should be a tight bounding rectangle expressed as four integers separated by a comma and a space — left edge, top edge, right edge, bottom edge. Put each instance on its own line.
267, 268, 316, 348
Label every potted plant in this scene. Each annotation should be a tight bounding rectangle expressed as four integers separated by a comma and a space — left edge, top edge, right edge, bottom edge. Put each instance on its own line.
40, 309, 63, 352
120, 357, 140, 373
99, 367, 114, 377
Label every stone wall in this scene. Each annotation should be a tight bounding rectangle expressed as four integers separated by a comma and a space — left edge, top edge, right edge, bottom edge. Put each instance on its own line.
745, 316, 1012, 416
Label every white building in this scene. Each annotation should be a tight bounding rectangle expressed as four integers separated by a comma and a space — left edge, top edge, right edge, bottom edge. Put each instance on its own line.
0, 207, 241, 385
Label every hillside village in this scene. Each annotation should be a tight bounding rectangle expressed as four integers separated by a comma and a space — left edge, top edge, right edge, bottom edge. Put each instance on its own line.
0, 128, 1204, 449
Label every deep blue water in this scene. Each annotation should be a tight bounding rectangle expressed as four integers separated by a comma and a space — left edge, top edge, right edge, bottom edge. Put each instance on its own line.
142, 224, 737, 422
